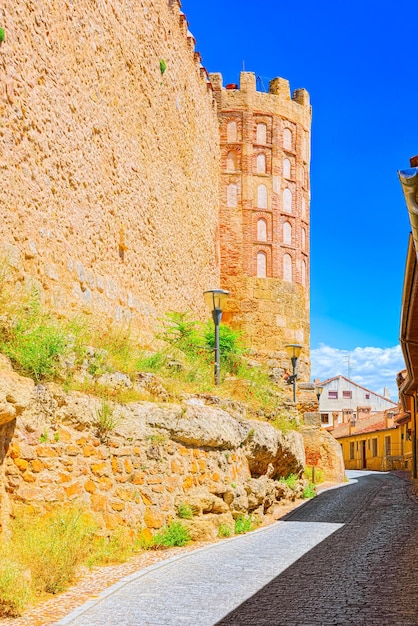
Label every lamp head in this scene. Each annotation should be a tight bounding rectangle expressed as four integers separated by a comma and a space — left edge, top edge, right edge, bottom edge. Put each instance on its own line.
203, 289, 230, 312
285, 343, 302, 360
315, 385, 324, 400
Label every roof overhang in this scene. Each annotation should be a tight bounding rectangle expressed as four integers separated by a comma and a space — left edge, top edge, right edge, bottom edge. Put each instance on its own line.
399, 167, 418, 397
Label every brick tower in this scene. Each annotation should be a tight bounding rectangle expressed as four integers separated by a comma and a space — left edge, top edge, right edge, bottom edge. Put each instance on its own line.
210, 71, 312, 380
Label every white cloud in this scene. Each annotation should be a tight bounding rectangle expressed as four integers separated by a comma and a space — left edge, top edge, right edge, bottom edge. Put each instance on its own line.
311, 344, 405, 400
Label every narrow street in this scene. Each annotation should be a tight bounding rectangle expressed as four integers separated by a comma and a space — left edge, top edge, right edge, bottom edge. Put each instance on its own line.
56, 471, 418, 626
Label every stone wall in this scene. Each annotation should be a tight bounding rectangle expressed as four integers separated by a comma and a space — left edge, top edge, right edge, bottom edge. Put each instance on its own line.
0, 365, 309, 538
0, 0, 219, 337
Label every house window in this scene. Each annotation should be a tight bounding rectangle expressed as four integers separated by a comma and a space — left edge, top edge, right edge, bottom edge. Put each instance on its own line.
321, 413, 329, 424
365, 393, 370, 399
385, 436, 391, 456
257, 184, 267, 209
256, 153, 266, 174
342, 391, 352, 399
227, 121, 237, 142
372, 438, 378, 457
256, 123, 267, 144
349, 442, 355, 460
257, 251, 267, 278
328, 391, 338, 399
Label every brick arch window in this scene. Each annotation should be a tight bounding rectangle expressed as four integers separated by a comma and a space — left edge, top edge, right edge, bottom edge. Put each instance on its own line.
283, 128, 292, 151
227, 183, 237, 208
257, 184, 268, 209
256, 153, 266, 174
257, 251, 267, 278
256, 123, 267, 144
301, 259, 307, 287
302, 196, 307, 219
226, 150, 237, 172
283, 158, 291, 179
301, 227, 306, 251
283, 253, 293, 282
283, 188, 292, 213
257, 219, 267, 241
283, 221, 292, 245
227, 121, 237, 142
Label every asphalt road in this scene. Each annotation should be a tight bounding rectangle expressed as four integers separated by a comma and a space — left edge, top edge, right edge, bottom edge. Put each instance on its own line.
56, 471, 418, 626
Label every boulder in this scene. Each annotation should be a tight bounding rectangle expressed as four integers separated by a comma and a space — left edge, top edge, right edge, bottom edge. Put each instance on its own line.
0, 368, 34, 426
302, 415, 345, 483
243, 420, 305, 478
182, 512, 235, 541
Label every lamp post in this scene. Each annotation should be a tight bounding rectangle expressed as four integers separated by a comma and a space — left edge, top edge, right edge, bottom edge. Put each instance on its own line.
285, 343, 302, 402
315, 384, 324, 404
204, 289, 230, 385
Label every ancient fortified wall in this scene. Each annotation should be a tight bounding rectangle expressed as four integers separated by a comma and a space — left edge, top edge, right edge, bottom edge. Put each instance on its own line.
0, 0, 219, 337
212, 72, 311, 379
0, 2, 312, 366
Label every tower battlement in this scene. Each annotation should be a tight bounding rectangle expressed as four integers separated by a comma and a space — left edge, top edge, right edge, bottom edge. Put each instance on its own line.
210, 72, 311, 125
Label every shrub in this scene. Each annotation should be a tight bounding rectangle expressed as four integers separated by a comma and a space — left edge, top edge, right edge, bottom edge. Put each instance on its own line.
151, 522, 190, 548
0, 28, 5, 43
87, 528, 138, 567
203, 322, 246, 373
12, 506, 96, 594
0, 558, 32, 618
234, 514, 253, 535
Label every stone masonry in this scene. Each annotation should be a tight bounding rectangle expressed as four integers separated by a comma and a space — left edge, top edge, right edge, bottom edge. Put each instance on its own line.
0, 0, 219, 339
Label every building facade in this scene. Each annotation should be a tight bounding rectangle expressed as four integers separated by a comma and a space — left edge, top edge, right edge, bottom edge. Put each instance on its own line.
333, 410, 407, 471
318, 375, 397, 428
211, 72, 312, 380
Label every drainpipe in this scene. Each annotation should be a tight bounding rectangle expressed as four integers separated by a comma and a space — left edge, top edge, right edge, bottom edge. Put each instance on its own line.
414, 393, 417, 479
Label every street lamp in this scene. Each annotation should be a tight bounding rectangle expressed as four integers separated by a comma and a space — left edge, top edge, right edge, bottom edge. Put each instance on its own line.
204, 289, 230, 385
285, 343, 302, 402
315, 384, 324, 403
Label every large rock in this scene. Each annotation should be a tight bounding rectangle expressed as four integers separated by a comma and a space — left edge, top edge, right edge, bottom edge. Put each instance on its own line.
0, 367, 35, 426
243, 420, 305, 478
302, 414, 345, 483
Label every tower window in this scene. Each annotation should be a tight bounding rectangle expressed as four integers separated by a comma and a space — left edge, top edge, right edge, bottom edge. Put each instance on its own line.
256, 123, 267, 144
256, 153, 266, 174
257, 184, 267, 209
257, 251, 267, 278
257, 219, 267, 241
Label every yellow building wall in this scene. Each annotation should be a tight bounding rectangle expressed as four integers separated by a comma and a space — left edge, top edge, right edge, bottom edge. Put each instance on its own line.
339, 428, 406, 471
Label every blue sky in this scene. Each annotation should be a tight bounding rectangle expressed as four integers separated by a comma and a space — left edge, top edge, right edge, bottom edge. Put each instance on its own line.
181, 0, 416, 397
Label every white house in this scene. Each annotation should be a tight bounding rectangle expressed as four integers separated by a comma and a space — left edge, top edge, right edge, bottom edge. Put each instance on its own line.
318, 375, 397, 428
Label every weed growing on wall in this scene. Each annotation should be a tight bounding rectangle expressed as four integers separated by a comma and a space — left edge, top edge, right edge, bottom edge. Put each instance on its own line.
177, 503, 194, 519
279, 473, 298, 490
94, 400, 119, 442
